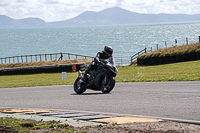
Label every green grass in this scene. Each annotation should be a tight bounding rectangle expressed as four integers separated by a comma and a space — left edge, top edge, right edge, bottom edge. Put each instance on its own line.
0, 72, 77, 88
117, 60, 200, 82
0, 60, 200, 88
0, 117, 86, 133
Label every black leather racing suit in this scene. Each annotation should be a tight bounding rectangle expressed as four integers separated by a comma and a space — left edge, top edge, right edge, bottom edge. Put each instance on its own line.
85, 51, 115, 76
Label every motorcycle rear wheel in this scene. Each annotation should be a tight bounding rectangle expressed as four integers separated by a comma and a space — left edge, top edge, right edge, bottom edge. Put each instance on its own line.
74, 77, 86, 94
100, 76, 115, 93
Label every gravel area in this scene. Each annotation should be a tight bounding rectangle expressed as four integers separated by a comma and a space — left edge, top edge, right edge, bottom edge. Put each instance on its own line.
28, 121, 200, 133
1, 120, 200, 132
77, 121, 200, 133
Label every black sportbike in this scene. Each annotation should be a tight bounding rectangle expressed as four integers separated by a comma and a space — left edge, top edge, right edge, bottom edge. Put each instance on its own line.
74, 60, 118, 94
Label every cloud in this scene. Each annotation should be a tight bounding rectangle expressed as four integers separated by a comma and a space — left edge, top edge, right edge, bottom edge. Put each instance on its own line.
0, 0, 200, 22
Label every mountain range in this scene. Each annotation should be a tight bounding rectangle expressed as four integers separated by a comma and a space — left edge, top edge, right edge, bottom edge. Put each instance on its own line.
1, 7, 200, 28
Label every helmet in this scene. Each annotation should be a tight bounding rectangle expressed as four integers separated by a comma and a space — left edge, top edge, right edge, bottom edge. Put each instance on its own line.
104, 46, 113, 57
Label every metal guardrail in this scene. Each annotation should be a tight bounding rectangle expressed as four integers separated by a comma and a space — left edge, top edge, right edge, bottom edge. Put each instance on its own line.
0, 48, 150, 66
0, 53, 94, 64
115, 56, 132, 66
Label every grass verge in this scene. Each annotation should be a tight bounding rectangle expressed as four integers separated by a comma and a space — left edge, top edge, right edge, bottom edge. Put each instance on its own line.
0, 60, 200, 88
139, 42, 200, 59
0, 117, 86, 133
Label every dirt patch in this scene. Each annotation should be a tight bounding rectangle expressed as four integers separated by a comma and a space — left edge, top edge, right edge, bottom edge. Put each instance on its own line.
0, 58, 91, 69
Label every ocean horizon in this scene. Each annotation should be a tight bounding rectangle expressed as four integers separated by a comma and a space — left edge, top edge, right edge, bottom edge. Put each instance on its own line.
1, 22, 200, 64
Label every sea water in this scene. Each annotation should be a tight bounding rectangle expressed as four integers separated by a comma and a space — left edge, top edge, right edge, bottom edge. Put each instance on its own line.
0, 22, 200, 59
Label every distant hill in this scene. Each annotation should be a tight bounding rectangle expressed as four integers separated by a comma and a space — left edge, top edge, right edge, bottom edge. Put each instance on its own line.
1, 7, 200, 28
0, 15, 46, 28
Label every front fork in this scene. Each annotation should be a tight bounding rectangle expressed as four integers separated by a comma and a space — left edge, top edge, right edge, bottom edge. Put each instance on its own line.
78, 70, 84, 84
102, 74, 110, 86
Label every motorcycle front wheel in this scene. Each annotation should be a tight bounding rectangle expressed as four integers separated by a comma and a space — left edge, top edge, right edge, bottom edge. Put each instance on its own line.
100, 76, 115, 93
74, 77, 86, 94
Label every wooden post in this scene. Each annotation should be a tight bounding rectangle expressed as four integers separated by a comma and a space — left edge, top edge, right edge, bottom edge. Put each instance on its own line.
165, 41, 167, 48
157, 44, 158, 50
35, 55, 37, 62
199, 36, 200, 43
151, 47, 152, 52
175, 39, 177, 46
45, 54, 47, 61
5, 58, 6, 64
40, 54, 42, 61
17, 56, 19, 63
186, 38, 188, 45
21, 56, 23, 63
13, 57, 15, 63
60, 53, 63, 60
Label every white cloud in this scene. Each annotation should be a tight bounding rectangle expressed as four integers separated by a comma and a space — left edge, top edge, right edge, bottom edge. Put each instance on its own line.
0, 0, 200, 22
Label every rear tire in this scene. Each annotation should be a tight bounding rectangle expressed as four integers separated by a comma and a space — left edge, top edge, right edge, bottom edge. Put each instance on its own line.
74, 77, 86, 94
101, 76, 115, 93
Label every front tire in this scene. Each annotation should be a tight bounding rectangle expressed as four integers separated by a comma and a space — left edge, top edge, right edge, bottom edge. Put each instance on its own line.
74, 77, 86, 94
100, 76, 115, 93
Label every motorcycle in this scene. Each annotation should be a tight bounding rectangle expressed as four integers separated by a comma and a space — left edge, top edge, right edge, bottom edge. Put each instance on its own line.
73, 60, 118, 94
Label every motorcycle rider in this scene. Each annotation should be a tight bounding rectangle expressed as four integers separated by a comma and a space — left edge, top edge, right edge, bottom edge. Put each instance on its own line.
83, 46, 115, 81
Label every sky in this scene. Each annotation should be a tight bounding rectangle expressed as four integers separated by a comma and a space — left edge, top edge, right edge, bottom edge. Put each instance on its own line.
0, 0, 200, 22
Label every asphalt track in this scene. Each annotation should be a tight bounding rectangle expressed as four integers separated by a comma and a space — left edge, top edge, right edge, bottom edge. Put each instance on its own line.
0, 81, 200, 122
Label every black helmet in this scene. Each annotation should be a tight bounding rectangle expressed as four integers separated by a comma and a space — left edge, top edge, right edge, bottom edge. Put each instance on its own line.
104, 46, 113, 57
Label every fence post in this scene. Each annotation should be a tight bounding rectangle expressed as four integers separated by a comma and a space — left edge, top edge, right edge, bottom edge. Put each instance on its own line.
45, 54, 47, 61
186, 38, 188, 45
50, 54, 52, 60
68, 54, 70, 59
21, 56, 23, 63
199, 36, 200, 43
60, 53, 63, 60
175, 39, 177, 46
157, 44, 158, 50
165, 41, 167, 48
40, 54, 42, 61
